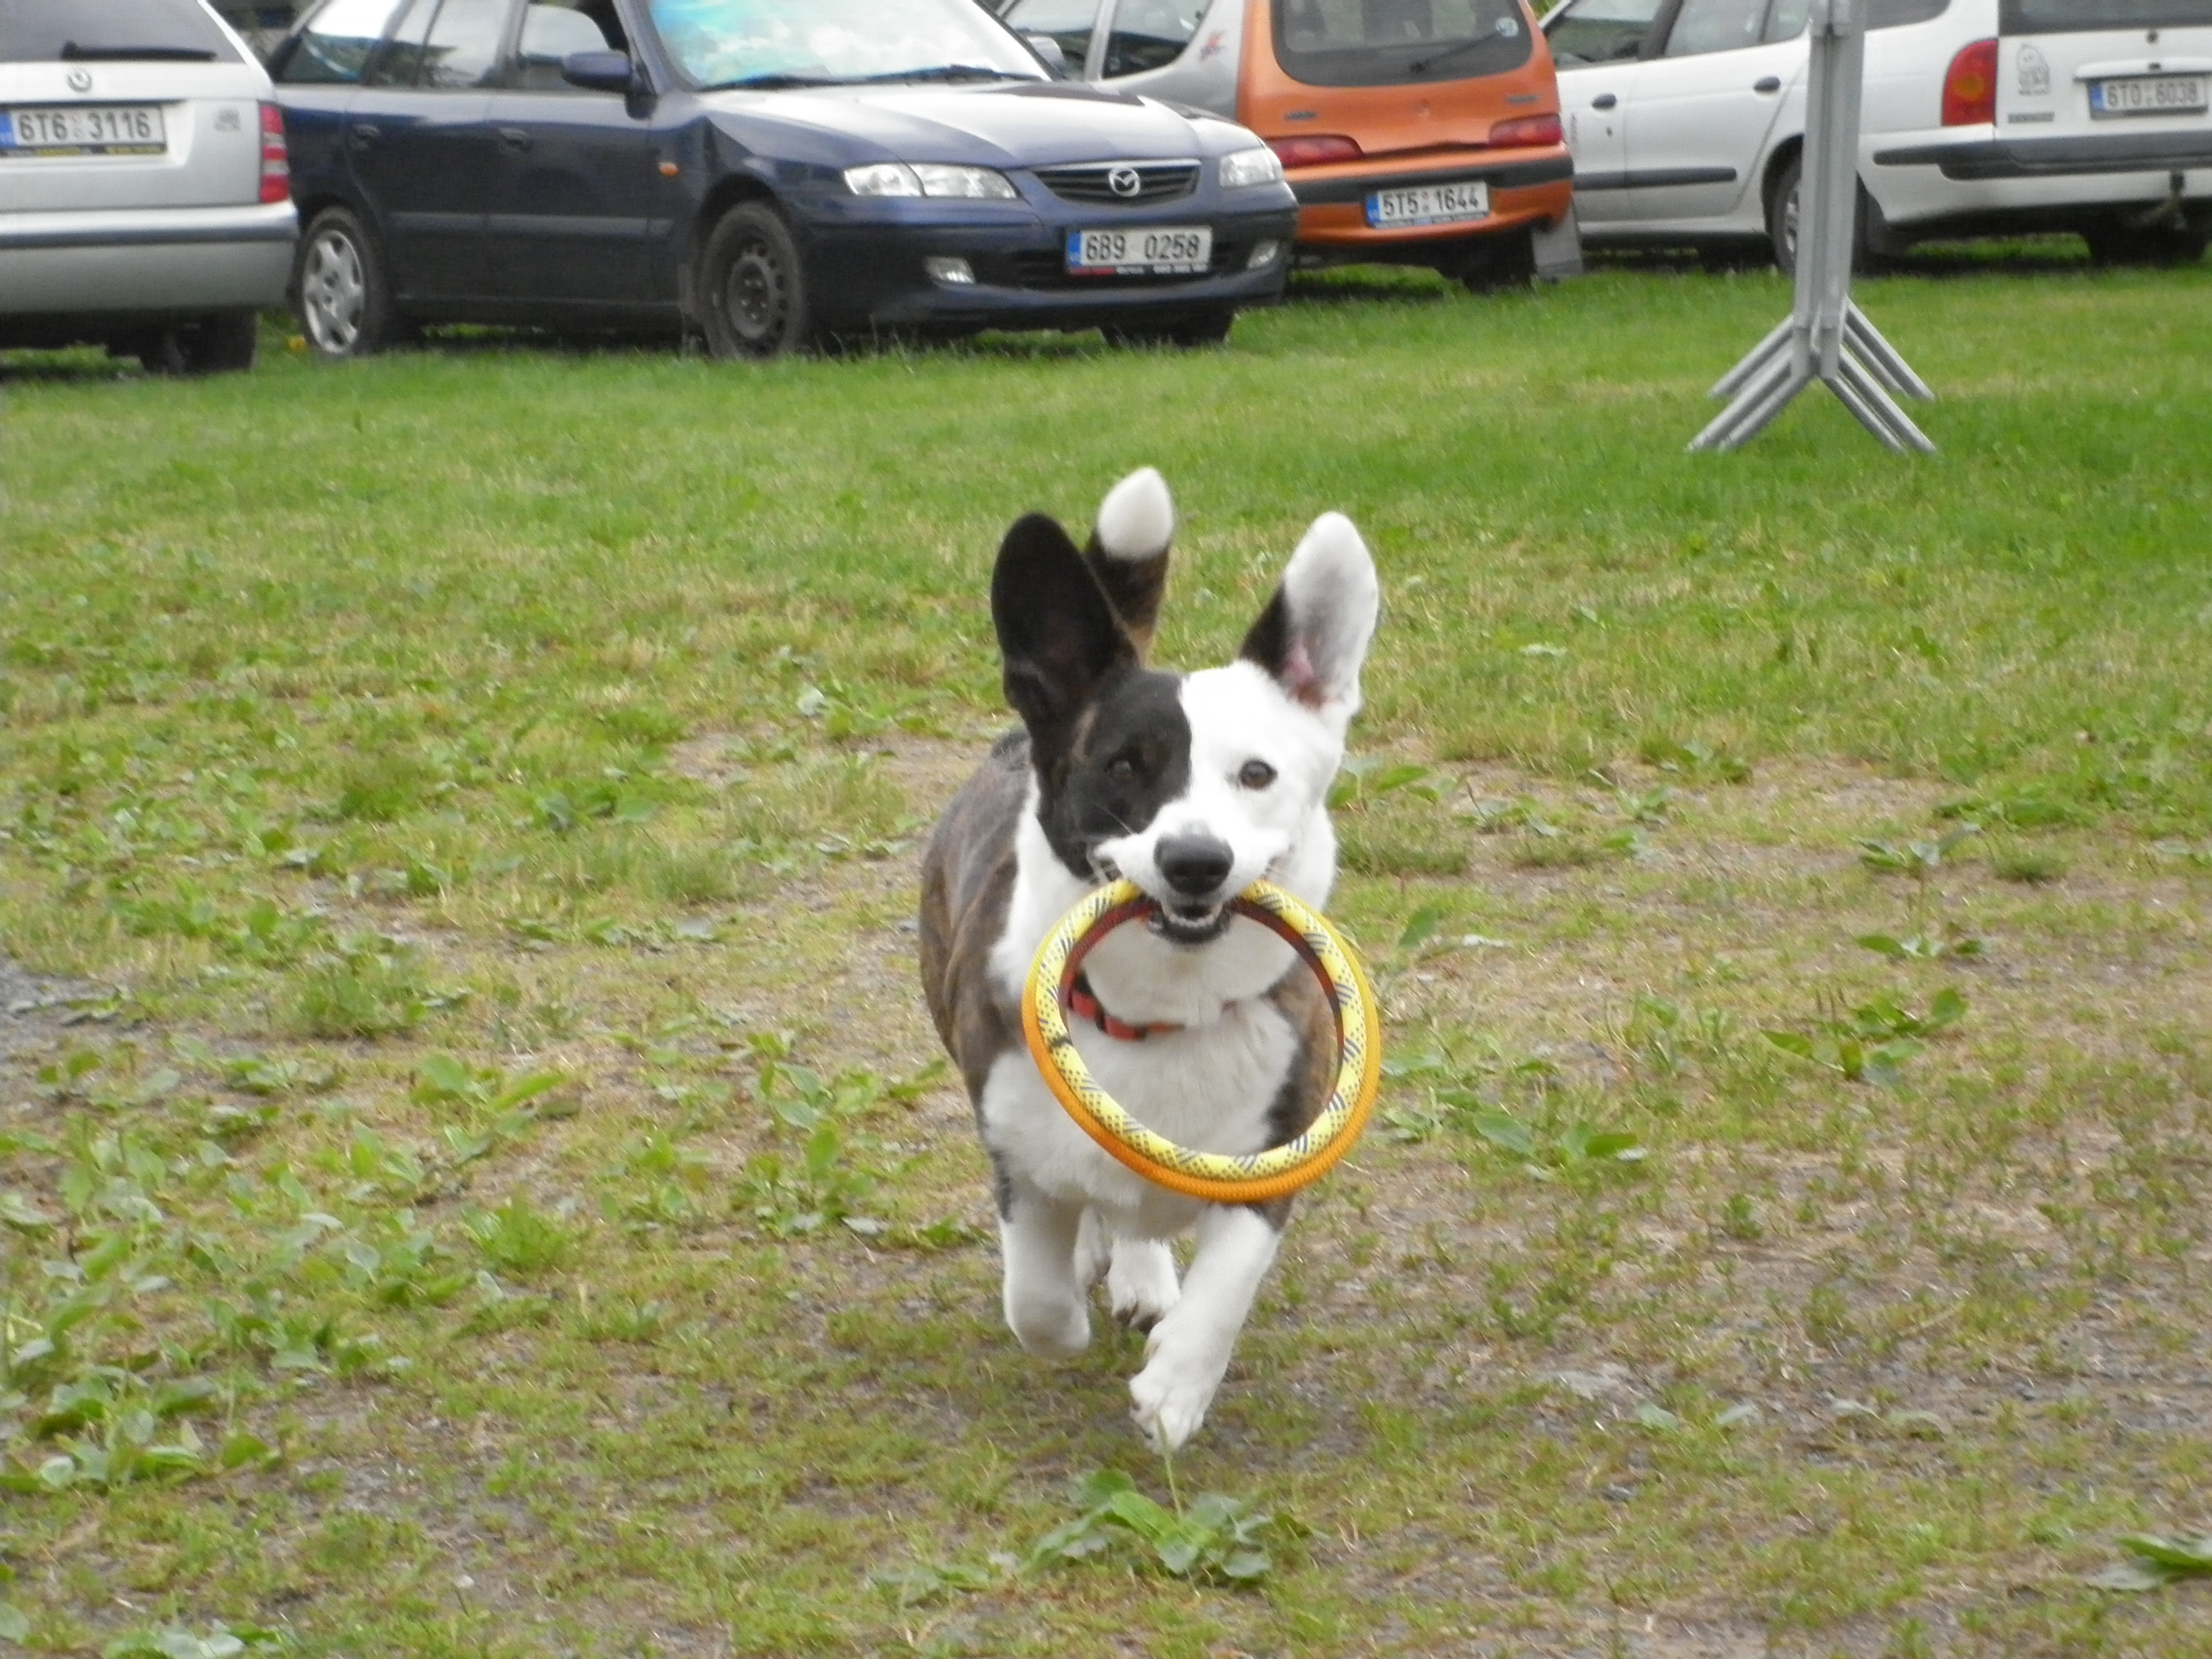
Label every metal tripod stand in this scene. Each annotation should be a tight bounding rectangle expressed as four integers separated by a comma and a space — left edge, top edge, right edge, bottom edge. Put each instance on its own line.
1690, 0, 1935, 454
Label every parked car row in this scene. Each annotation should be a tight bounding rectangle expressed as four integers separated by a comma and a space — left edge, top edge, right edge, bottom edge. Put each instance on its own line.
3, 0, 2205, 373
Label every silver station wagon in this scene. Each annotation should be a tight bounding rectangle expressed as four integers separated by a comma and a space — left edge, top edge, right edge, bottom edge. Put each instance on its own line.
1, 0, 298, 371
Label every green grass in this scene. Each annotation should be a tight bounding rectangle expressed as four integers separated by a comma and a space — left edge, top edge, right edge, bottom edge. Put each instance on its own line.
1, 258, 2209, 1657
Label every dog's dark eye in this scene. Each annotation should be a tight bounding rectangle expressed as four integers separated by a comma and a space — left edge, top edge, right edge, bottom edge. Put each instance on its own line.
1107, 754, 1141, 784
1237, 759, 1277, 790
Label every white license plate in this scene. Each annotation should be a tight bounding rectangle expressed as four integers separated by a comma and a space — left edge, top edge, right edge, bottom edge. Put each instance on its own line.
0, 104, 167, 156
2089, 75, 2209, 119
1066, 226, 1212, 275
1367, 179, 1490, 228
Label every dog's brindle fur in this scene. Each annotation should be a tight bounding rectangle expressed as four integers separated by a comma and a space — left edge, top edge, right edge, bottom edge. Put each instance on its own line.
917, 468, 1377, 1450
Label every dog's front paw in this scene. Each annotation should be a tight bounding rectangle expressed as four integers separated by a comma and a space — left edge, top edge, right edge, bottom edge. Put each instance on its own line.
1105, 1238, 1180, 1334
1128, 1348, 1222, 1452
1006, 1294, 1091, 1359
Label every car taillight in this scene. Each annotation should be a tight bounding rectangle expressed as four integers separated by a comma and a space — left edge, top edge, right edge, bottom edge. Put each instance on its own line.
1266, 134, 1362, 169
1488, 113, 1563, 148
1942, 39, 1997, 126
259, 101, 290, 203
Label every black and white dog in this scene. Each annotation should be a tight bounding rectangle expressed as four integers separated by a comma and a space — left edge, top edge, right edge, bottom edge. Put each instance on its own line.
918, 468, 1378, 1449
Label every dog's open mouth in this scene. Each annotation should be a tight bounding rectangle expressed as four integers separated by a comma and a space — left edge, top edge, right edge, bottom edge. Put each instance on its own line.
1149, 901, 1231, 946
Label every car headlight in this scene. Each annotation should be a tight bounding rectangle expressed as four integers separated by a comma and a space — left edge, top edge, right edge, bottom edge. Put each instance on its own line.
914, 163, 1019, 200
842, 162, 1018, 200
1218, 146, 1284, 190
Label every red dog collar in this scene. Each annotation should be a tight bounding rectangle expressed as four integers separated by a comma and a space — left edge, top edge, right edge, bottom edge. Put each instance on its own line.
1065, 972, 1183, 1042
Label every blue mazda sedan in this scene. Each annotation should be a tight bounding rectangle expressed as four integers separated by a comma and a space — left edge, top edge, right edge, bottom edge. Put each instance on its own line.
269, 0, 1299, 357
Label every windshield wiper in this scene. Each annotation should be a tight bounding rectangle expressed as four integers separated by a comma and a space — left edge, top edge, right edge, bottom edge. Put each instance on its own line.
701, 72, 849, 90
62, 42, 218, 60
1406, 37, 1491, 76
859, 64, 1031, 84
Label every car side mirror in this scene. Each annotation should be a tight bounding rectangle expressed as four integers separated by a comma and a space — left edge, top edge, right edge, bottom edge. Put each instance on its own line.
1021, 33, 1069, 78
562, 49, 637, 93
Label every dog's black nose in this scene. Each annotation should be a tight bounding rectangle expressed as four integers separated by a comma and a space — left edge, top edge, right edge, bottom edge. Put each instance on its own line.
1156, 834, 1233, 899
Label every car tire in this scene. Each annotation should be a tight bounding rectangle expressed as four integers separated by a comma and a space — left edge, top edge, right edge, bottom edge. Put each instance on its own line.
1439, 226, 1534, 292
129, 312, 258, 376
699, 203, 813, 361
295, 207, 398, 361
2083, 222, 2209, 267
182, 311, 260, 374
1102, 308, 1235, 349
1768, 155, 1881, 279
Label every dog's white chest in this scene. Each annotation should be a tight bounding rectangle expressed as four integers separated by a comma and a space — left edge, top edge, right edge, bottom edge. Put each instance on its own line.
979, 1001, 1296, 1230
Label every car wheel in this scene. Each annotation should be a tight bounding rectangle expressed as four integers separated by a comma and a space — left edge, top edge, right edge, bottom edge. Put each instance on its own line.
1769, 157, 1882, 279
699, 203, 812, 361
1102, 308, 1235, 349
294, 207, 398, 361
1438, 226, 1534, 292
180, 311, 260, 374
2083, 222, 2209, 267
1768, 155, 1803, 276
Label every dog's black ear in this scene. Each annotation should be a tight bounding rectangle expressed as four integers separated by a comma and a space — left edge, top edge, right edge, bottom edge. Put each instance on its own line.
993, 512, 1137, 747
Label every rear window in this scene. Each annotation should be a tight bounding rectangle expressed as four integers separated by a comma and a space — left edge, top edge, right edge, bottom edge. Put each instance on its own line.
0, 0, 243, 62
1271, 0, 1534, 88
2001, 0, 2212, 28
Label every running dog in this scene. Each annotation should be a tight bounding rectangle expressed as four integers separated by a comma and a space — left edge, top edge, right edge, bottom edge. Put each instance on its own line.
918, 468, 1379, 1449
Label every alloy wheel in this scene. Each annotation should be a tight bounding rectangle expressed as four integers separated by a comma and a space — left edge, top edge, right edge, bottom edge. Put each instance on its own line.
302, 228, 366, 354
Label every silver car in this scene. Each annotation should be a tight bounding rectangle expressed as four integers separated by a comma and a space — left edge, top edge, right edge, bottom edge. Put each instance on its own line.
1, 0, 298, 371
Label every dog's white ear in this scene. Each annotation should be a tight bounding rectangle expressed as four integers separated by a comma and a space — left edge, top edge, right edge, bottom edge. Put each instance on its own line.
1238, 512, 1378, 733
1085, 467, 1174, 661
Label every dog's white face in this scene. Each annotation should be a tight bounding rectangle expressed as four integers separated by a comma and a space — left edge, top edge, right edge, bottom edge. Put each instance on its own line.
1096, 655, 1347, 942
989, 472, 1379, 1022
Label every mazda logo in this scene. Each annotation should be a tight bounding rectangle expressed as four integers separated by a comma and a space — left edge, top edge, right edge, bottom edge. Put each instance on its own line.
66, 68, 93, 92
1107, 165, 1143, 198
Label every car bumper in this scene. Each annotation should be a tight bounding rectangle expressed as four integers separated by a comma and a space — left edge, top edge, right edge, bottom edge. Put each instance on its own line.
1868, 128, 2212, 232
1285, 150, 1574, 248
794, 203, 1300, 331
0, 201, 297, 319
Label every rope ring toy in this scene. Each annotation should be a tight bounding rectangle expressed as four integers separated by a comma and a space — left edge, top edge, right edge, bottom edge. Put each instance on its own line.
1021, 878, 1382, 1204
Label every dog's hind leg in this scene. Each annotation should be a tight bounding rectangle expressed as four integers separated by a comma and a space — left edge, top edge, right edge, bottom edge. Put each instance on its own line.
1128, 1205, 1279, 1450
999, 1181, 1091, 1359
1104, 1233, 1180, 1334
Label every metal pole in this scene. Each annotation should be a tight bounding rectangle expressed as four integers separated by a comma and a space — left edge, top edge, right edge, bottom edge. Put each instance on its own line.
1689, 0, 1935, 453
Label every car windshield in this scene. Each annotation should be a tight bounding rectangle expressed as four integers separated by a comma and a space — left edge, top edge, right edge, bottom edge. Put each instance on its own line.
0, 0, 242, 64
643, 0, 1046, 89
1271, 0, 1535, 88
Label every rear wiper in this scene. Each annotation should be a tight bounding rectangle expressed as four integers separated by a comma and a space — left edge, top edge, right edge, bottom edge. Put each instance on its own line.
701, 72, 848, 90
62, 42, 218, 60
1406, 36, 1490, 76
859, 64, 1031, 84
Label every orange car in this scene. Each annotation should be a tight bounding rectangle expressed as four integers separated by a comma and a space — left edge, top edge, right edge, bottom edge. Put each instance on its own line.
998, 0, 1580, 285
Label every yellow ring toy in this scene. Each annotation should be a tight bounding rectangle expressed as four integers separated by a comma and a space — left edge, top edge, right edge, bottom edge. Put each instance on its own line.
1021, 878, 1382, 1204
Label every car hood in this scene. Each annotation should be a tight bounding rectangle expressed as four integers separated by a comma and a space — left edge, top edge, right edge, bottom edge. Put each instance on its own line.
696, 79, 1239, 167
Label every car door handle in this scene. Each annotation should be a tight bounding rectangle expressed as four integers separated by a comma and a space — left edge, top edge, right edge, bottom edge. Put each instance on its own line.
347, 121, 380, 149
1591, 92, 1618, 110
1754, 76, 1782, 94
498, 127, 533, 151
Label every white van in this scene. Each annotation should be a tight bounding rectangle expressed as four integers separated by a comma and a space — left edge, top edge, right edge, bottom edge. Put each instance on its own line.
1542, 0, 2212, 268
